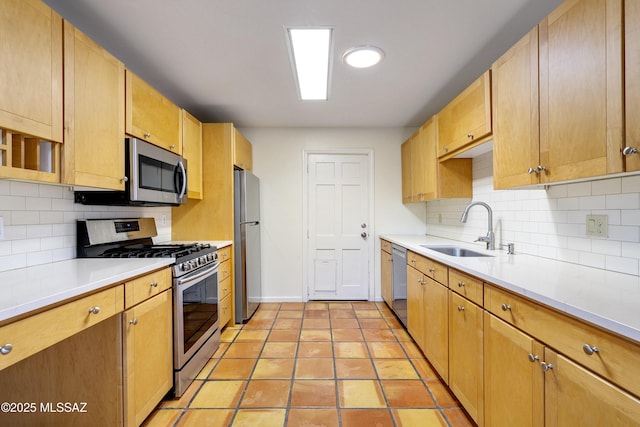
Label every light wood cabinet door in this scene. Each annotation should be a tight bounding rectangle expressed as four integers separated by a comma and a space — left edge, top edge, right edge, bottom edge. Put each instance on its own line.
539, 0, 623, 183
0, 0, 62, 142
625, 0, 640, 172
381, 245, 393, 306
484, 312, 544, 427
437, 70, 491, 158
62, 21, 125, 190
401, 136, 413, 203
410, 128, 427, 201
544, 349, 640, 427
492, 26, 540, 189
423, 277, 448, 382
406, 265, 425, 349
234, 128, 253, 171
125, 70, 182, 154
123, 289, 173, 427
182, 109, 203, 199
448, 292, 483, 424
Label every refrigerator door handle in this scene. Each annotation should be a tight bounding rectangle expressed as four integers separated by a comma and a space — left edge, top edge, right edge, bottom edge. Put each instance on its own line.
240, 221, 260, 226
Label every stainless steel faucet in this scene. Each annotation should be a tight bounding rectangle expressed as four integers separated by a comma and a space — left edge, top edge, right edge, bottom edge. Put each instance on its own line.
460, 201, 495, 250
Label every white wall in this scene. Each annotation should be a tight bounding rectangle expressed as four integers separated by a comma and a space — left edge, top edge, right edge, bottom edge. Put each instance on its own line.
426, 152, 640, 276
239, 127, 426, 301
0, 180, 171, 272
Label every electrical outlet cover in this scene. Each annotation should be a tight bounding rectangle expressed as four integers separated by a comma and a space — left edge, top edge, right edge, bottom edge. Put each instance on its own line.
586, 214, 607, 237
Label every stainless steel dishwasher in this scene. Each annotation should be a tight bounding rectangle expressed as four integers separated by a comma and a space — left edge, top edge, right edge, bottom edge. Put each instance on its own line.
391, 244, 408, 327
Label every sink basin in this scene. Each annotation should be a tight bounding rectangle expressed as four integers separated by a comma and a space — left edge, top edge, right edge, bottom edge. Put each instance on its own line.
420, 245, 494, 258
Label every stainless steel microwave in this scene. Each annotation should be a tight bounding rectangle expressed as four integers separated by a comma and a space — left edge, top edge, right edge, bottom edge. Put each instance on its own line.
74, 138, 188, 206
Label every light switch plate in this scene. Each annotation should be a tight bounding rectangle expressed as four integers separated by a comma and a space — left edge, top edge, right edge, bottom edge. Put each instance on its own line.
586, 214, 607, 237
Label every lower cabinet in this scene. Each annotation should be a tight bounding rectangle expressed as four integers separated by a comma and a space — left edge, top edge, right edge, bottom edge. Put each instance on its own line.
449, 291, 484, 424
422, 277, 448, 381
406, 264, 425, 349
484, 312, 544, 427
123, 289, 173, 427
381, 240, 392, 306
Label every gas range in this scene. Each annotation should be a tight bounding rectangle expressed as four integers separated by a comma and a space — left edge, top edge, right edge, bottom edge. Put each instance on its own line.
76, 218, 218, 277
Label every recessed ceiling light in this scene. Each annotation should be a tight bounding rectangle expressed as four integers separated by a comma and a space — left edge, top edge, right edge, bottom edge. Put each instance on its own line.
342, 46, 384, 68
287, 28, 333, 101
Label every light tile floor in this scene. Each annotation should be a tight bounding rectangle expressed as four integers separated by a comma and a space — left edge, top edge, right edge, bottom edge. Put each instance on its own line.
143, 301, 476, 427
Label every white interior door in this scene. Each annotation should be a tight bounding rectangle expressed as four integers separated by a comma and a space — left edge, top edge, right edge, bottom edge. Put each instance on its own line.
307, 153, 370, 300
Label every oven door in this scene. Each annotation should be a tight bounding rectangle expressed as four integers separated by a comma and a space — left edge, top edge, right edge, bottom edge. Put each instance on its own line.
173, 261, 219, 369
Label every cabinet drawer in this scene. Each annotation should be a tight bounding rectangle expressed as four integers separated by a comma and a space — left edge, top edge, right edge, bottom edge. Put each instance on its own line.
218, 245, 232, 263
381, 239, 392, 254
0, 285, 124, 371
125, 268, 172, 309
408, 251, 448, 286
219, 294, 231, 328
219, 260, 232, 282
485, 284, 640, 398
219, 276, 232, 300
449, 269, 483, 305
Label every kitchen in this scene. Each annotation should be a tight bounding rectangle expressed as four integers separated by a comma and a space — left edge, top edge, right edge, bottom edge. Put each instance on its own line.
1, 0, 640, 426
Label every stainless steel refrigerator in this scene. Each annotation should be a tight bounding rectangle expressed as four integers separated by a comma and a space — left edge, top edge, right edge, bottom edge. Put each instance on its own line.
234, 169, 262, 323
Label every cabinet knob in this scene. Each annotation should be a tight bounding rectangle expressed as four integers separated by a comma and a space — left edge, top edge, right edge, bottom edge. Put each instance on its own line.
144, 132, 151, 138
0, 344, 12, 355
622, 146, 638, 156
582, 344, 599, 355
540, 362, 554, 372
129, 318, 138, 326
428, 268, 436, 273
121, 176, 129, 183
458, 281, 465, 287
457, 306, 465, 312
528, 353, 539, 363
150, 281, 158, 288
467, 133, 473, 139
501, 304, 512, 311
170, 144, 176, 149
528, 165, 547, 174
88, 306, 100, 315
444, 147, 449, 152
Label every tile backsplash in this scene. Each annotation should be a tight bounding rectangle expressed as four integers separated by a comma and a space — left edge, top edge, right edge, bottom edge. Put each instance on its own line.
426, 152, 640, 276
0, 180, 171, 272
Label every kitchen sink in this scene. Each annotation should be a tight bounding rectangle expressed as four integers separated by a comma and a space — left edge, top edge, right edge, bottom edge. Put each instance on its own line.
420, 245, 494, 257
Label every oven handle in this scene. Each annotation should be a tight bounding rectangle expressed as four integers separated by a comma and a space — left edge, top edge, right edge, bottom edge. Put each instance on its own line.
177, 261, 219, 289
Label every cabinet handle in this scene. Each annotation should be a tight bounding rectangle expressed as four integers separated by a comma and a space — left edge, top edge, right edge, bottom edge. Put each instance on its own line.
150, 281, 158, 288
129, 318, 138, 326
458, 281, 465, 287
623, 146, 638, 156
0, 344, 12, 355
501, 304, 512, 311
457, 306, 465, 312
144, 132, 151, 138
540, 362, 554, 372
528, 353, 539, 363
88, 306, 101, 315
428, 268, 436, 273
582, 344, 599, 356
527, 165, 547, 175
467, 133, 473, 139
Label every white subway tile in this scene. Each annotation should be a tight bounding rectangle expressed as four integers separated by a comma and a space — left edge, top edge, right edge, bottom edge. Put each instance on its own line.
620, 210, 640, 226
608, 225, 640, 243
546, 184, 568, 199
579, 195, 606, 210
10, 181, 39, 197
592, 178, 621, 195
41, 236, 64, 250
27, 224, 53, 239
0, 241, 11, 256
556, 248, 580, 264
579, 252, 605, 269
568, 237, 592, 252
591, 239, 621, 256
558, 197, 580, 210
26, 251, 53, 267
52, 223, 75, 237
622, 242, 640, 259
606, 193, 640, 210
11, 211, 40, 225
53, 247, 75, 262
51, 198, 75, 211
39, 184, 64, 198
0, 253, 27, 272
621, 175, 640, 193
5, 225, 26, 240
567, 210, 587, 224
40, 211, 64, 224
605, 256, 639, 276
592, 210, 621, 225
11, 238, 41, 254
0, 180, 10, 195
26, 197, 52, 211
0, 195, 26, 211
567, 182, 592, 197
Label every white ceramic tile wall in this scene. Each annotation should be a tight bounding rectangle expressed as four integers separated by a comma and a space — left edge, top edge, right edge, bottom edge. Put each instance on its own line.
0, 181, 172, 272
426, 152, 640, 276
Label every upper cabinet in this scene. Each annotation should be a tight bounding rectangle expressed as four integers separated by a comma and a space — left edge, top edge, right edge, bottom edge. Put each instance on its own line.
182, 110, 203, 199
492, 27, 540, 190
234, 128, 253, 171
0, 0, 63, 143
125, 70, 182, 155
538, 0, 623, 183
62, 21, 125, 190
437, 70, 492, 159
401, 118, 472, 204
626, 0, 640, 172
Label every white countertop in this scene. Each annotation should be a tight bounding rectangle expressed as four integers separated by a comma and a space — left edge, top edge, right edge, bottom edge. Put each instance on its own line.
0, 258, 174, 323
381, 235, 640, 344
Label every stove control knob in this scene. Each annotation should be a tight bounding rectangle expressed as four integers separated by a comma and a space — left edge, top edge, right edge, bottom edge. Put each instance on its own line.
181, 263, 190, 272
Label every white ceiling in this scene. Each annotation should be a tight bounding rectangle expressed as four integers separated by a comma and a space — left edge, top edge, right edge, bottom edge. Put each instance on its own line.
44, 0, 563, 128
